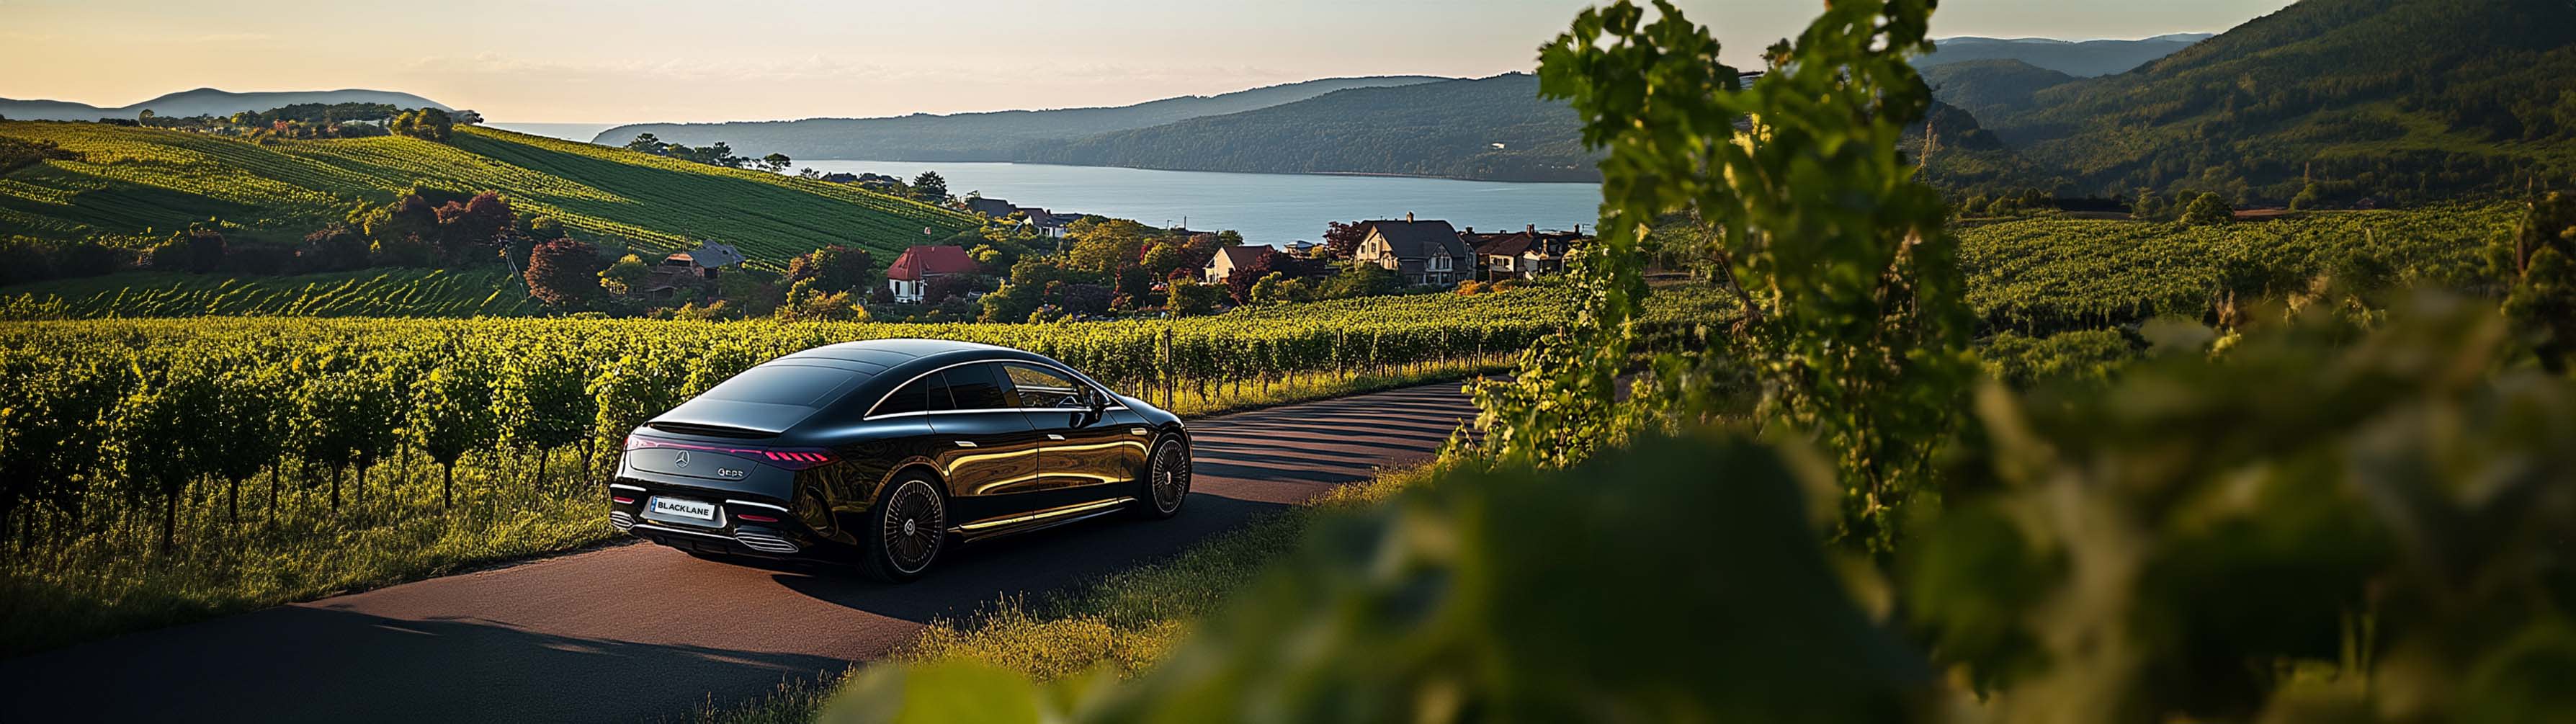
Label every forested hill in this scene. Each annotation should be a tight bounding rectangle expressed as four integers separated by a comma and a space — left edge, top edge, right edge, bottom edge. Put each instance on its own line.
1921, 59, 2078, 122
1917, 35, 2211, 77
0, 89, 451, 122
589, 76, 1450, 161
0, 122, 975, 263
1983, 0, 2576, 203
1020, 73, 1596, 183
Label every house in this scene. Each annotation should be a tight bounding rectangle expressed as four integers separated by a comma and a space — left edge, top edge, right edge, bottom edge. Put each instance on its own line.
1015, 208, 1073, 238
1462, 225, 1585, 280
1351, 213, 1471, 285
963, 197, 1018, 218
885, 244, 978, 303
1030, 212, 1075, 238
643, 241, 746, 292
1202, 245, 1274, 285
818, 171, 861, 184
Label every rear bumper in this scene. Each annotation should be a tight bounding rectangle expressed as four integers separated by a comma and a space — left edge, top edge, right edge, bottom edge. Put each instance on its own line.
607, 481, 835, 560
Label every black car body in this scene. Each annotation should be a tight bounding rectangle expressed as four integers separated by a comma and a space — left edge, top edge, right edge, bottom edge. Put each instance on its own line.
608, 339, 1191, 581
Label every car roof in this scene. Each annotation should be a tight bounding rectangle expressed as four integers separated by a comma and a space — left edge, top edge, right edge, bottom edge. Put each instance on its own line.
776, 338, 1015, 365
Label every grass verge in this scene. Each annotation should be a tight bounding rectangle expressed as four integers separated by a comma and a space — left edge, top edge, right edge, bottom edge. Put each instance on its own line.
679, 461, 1454, 723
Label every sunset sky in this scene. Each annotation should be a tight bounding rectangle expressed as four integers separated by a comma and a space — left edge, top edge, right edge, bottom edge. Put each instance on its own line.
1, 0, 2296, 123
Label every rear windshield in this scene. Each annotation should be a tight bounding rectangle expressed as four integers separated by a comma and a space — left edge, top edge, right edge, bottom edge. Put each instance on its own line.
697, 365, 863, 407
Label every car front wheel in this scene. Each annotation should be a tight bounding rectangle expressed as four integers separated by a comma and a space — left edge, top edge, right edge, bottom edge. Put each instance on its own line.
1132, 437, 1190, 519
860, 475, 947, 582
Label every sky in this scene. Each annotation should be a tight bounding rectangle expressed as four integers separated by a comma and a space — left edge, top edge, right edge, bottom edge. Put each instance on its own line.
0, 0, 2297, 123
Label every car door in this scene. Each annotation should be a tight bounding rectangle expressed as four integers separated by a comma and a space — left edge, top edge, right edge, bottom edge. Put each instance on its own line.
1003, 362, 1145, 495
921, 362, 1047, 522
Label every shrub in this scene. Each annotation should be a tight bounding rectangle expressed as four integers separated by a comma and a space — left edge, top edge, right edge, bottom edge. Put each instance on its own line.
523, 238, 604, 307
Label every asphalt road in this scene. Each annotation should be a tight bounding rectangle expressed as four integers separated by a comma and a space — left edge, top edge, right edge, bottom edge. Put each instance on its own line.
0, 383, 1478, 723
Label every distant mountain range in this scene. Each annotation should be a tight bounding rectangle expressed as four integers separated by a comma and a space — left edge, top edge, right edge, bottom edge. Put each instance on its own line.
1023, 73, 1593, 182
1918, 34, 2215, 77
1938, 0, 2576, 202
591, 76, 1452, 161
0, 89, 452, 122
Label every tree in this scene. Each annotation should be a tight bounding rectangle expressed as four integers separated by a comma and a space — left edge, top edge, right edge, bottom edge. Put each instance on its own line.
2290, 182, 2324, 210
922, 272, 976, 304
1323, 261, 1401, 298
761, 153, 792, 173
623, 133, 666, 154
149, 226, 227, 273
2131, 189, 2168, 220
783, 244, 875, 293
717, 267, 784, 316
1248, 272, 1289, 305
525, 238, 604, 306
598, 254, 650, 295
1050, 282, 1114, 317
774, 281, 865, 321
1323, 220, 1371, 258
2182, 192, 2235, 225
393, 108, 453, 141
431, 192, 515, 259
911, 171, 949, 202
1167, 277, 1226, 316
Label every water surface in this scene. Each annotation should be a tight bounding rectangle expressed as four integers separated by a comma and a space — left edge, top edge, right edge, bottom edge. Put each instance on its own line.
797, 159, 1602, 246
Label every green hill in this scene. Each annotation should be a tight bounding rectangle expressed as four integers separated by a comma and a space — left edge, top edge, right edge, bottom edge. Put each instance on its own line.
1922, 59, 2078, 122
1023, 73, 1596, 182
1985, 0, 2576, 202
1911, 102, 2060, 195
0, 121, 978, 264
592, 76, 1451, 161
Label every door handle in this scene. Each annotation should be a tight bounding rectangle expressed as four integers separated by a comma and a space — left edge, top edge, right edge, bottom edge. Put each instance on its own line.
1046, 434, 1066, 441
954, 440, 978, 448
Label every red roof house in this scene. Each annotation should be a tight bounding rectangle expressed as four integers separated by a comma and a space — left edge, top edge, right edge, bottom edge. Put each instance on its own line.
886, 244, 978, 303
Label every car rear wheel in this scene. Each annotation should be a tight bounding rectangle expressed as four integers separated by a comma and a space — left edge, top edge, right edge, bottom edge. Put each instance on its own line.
860, 475, 947, 582
1132, 437, 1189, 519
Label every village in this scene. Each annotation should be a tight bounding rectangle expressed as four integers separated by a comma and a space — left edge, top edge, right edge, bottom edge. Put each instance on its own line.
630, 189, 1592, 324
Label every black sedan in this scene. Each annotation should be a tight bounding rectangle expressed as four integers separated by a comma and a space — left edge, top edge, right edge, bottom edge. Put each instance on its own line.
608, 339, 1191, 581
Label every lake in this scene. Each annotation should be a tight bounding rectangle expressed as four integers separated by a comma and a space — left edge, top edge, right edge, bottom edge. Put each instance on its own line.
796, 159, 1602, 247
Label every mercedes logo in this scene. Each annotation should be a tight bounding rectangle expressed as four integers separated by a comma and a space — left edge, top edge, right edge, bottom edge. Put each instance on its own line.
673, 451, 691, 468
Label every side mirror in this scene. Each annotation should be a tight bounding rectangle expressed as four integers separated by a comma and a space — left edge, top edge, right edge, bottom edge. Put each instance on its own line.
1088, 388, 1110, 413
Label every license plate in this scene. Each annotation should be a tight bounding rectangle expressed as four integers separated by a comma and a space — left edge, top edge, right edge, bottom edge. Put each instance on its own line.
649, 496, 717, 522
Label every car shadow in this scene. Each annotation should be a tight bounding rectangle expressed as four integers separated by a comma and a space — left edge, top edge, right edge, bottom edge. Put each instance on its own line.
766, 492, 1292, 622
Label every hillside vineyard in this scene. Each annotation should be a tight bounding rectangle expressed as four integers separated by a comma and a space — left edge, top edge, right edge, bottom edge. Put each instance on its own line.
0, 122, 980, 264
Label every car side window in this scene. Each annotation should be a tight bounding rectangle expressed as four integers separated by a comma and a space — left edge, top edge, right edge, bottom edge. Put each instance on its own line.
1003, 364, 1086, 408
942, 363, 1014, 410
871, 371, 953, 416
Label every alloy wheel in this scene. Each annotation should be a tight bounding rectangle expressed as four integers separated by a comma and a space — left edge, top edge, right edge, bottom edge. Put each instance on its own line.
881, 479, 944, 573
1150, 441, 1191, 513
